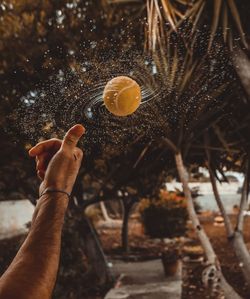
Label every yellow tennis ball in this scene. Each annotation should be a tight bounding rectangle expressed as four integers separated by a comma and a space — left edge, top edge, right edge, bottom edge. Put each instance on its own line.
103, 76, 141, 116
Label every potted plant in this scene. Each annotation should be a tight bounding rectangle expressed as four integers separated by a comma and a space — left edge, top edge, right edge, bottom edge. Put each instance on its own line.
161, 250, 180, 276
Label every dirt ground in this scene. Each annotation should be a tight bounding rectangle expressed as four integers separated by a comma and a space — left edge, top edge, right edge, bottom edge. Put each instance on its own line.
97, 215, 250, 299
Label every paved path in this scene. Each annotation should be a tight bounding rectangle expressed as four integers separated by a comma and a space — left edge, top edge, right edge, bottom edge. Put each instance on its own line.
105, 259, 182, 299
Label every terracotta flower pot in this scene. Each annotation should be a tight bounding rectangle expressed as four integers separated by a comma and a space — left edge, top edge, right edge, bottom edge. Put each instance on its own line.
161, 251, 179, 276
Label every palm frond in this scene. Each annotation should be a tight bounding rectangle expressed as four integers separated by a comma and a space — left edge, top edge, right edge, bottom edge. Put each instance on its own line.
232, 47, 250, 97
187, 0, 248, 51
145, 0, 248, 53
145, 0, 190, 52
222, 2, 228, 43
208, 0, 222, 50
227, 0, 248, 48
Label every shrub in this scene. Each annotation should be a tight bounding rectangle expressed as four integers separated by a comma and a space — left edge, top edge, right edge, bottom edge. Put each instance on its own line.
139, 189, 188, 238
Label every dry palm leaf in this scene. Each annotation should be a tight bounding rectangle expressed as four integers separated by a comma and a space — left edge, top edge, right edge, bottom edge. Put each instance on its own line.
188, 0, 248, 51
146, 0, 248, 52
103, 0, 248, 52
145, 0, 190, 52
208, 0, 222, 50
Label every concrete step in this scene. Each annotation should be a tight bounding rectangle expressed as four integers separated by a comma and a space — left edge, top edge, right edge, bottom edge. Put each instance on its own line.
105, 259, 182, 299
105, 281, 181, 299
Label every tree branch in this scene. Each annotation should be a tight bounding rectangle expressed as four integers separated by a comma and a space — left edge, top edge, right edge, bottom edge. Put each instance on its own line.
162, 137, 179, 154
236, 161, 249, 232
204, 132, 234, 237
175, 151, 242, 298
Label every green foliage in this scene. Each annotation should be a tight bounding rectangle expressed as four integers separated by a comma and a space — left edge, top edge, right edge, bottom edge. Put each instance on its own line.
139, 189, 188, 238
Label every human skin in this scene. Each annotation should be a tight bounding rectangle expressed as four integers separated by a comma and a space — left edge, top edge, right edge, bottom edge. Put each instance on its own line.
0, 124, 85, 299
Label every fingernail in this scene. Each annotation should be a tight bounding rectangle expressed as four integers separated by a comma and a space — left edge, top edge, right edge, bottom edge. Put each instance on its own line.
73, 124, 85, 135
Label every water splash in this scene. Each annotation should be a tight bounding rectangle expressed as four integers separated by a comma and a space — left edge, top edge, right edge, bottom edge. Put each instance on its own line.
13, 53, 167, 151
12, 44, 234, 154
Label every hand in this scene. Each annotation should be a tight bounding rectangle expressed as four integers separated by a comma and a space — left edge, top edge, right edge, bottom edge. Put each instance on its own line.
29, 124, 85, 195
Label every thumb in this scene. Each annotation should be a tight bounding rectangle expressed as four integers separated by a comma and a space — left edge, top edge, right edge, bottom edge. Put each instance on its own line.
62, 124, 85, 150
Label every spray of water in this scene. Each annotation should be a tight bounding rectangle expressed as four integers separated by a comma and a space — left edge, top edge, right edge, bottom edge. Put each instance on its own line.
12, 53, 164, 151
12, 43, 234, 155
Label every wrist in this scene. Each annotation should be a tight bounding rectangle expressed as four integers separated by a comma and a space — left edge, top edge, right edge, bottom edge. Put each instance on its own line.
39, 192, 69, 201
38, 192, 69, 208
31, 192, 69, 242
39, 179, 72, 197
39, 188, 71, 200
36, 192, 69, 215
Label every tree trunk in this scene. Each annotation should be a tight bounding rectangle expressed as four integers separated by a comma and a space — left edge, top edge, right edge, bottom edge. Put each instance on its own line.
175, 153, 216, 263
71, 180, 114, 287
236, 173, 249, 232
231, 231, 250, 281
205, 131, 250, 287
208, 166, 233, 236
175, 152, 242, 299
80, 213, 114, 287
100, 201, 112, 222
208, 166, 250, 287
121, 199, 135, 253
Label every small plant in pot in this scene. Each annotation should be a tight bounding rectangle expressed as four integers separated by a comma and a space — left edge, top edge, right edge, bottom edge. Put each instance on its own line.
138, 189, 188, 238
161, 249, 180, 276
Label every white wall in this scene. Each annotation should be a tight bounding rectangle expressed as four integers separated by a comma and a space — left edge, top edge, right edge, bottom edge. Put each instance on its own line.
166, 181, 242, 212
0, 200, 34, 240
166, 181, 241, 195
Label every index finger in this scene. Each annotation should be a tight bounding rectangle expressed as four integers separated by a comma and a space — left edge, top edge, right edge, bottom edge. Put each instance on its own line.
29, 138, 62, 157
62, 124, 85, 150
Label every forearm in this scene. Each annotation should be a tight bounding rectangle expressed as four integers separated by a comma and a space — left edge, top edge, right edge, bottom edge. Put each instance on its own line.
0, 194, 68, 299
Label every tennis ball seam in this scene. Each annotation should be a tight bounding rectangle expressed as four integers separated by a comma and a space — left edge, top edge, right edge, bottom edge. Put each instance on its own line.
115, 80, 137, 112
